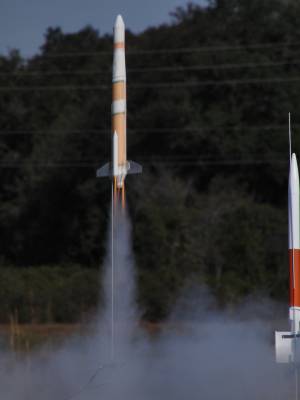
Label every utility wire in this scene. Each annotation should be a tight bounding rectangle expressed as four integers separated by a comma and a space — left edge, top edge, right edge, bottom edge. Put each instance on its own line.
1, 76, 300, 91
18, 41, 300, 59
0, 129, 110, 135
0, 154, 292, 161
129, 60, 300, 73
129, 77, 300, 88
0, 125, 297, 135
2, 59, 300, 77
0, 84, 109, 91
0, 159, 288, 168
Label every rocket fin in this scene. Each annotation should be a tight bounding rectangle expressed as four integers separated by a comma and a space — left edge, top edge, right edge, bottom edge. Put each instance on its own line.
275, 331, 295, 363
96, 163, 111, 178
127, 161, 142, 175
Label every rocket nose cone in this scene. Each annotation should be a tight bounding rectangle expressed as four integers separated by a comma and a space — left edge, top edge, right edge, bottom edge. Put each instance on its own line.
292, 153, 299, 173
292, 153, 298, 164
115, 14, 125, 29
114, 14, 125, 43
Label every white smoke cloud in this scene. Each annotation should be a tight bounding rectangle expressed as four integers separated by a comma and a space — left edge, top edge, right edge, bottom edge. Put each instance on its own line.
0, 204, 294, 399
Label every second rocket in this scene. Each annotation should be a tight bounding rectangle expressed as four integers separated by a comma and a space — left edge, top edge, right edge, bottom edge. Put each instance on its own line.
276, 153, 300, 363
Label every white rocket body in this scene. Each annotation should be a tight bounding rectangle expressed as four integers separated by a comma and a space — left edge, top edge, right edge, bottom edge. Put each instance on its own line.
97, 15, 142, 188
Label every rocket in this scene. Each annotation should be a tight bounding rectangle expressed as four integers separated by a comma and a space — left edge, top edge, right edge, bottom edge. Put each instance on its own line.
275, 153, 300, 363
96, 15, 142, 198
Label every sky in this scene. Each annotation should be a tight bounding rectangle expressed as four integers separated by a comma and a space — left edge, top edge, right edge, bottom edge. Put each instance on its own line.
0, 0, 204, 57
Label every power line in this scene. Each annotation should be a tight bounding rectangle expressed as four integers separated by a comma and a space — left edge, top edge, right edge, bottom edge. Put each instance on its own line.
2, 59, 300, 77
0, 70, 110, 77
0, 125, 297, 135
1, 76, 300, 91
21, 154, 288, 161
20, 41, 300, 59
130, 76, 300, 88
0, 84, 109, 92
128, 60, 300, 73
125, 42, 300, 55
0, 159, 288, 168
0, 129, 109, 135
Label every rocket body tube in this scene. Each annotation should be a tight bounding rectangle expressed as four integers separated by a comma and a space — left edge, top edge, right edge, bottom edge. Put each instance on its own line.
289, 154, 300, 333
96, 15, 142, 187
112, 15, 127, 188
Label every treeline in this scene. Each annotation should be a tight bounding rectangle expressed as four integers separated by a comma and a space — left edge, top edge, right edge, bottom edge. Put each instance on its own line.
0, 0, 299, 322
0, 266, 99, 323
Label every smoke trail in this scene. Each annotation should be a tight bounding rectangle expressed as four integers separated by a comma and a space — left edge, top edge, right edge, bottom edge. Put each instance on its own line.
0, 202, 295, 399
99, 201, 138, 362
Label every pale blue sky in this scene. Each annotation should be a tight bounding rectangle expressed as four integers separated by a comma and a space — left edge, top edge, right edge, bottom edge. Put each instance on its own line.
0, 0, 205, 56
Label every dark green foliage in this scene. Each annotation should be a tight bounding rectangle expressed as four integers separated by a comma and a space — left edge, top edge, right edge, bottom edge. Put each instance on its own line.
0, 0, 298, 321
130, 174, 286, 320
0, 266, 99, 323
